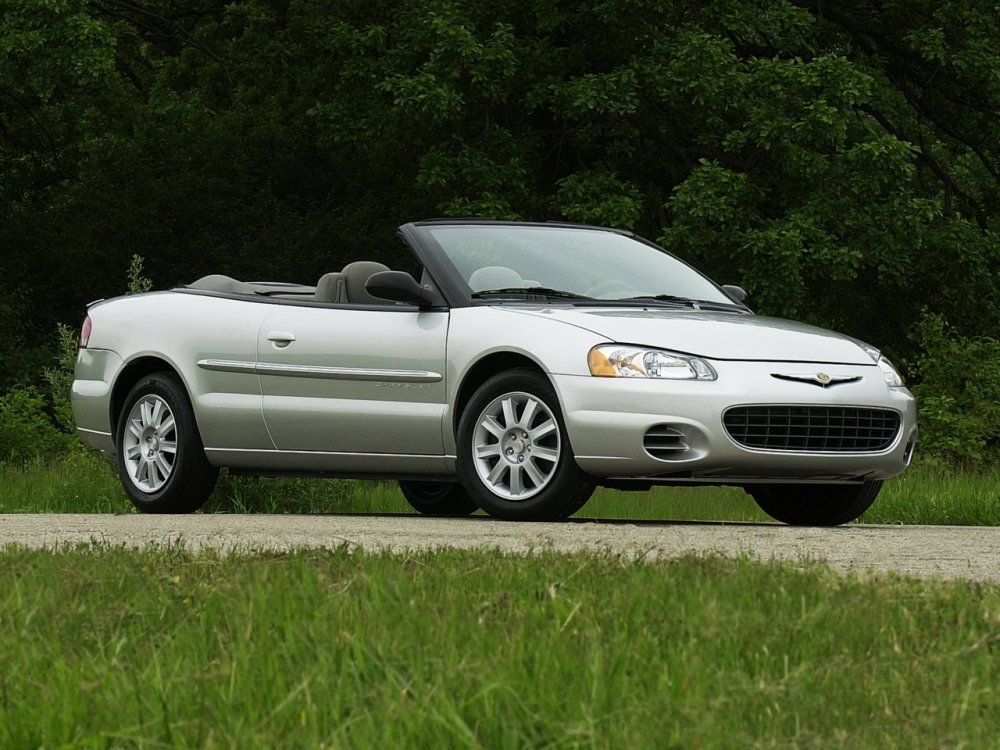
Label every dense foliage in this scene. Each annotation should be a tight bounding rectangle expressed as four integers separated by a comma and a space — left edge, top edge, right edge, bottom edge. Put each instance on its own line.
1, 0, 998, 462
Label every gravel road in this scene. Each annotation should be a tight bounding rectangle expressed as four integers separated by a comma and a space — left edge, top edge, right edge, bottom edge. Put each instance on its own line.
2, 514, 999, 584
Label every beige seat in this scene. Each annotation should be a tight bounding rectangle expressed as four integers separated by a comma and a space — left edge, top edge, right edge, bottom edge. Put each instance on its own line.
314, 272, 346, 303
341, 261, 391, 304
468, 266, 524, 292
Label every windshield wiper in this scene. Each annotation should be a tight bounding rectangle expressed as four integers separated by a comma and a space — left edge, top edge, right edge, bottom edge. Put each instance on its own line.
471, 286, 593, 300
625, 294, 695, 305
623, 295, 747, 311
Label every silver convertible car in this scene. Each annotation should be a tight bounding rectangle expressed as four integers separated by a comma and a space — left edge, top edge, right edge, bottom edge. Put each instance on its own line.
72, 220, 917, 524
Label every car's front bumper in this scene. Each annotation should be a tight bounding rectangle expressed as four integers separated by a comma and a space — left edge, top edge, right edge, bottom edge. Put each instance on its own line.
552, 361, 917, 483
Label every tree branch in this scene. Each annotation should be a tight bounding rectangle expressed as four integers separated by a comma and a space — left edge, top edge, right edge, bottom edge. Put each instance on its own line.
90, 0, 233, 79
0, 87, 79, 183
856, 103, 985, 228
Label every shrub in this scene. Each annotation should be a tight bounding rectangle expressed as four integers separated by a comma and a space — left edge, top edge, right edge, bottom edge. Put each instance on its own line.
0, 385, 73, 463
0, 256, 154, 465
127, 254, 154, 294
910, 313, 1000, 466
42, 323, 79, 433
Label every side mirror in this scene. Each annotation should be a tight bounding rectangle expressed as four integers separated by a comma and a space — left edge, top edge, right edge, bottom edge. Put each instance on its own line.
721, 284, 748, 303
366, 271, 437, 307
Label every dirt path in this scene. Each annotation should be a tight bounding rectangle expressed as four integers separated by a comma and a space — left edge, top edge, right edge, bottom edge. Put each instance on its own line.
2, 514, 998, 584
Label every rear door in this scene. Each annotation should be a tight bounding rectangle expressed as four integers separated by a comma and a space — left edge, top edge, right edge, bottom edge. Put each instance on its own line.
257, 304, 449, 456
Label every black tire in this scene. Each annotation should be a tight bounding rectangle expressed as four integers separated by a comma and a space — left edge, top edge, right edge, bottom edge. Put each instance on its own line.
398, 480, 478, 516
749, 481, 883, 526
115, 373, 219, 513
456, 369, 595, 521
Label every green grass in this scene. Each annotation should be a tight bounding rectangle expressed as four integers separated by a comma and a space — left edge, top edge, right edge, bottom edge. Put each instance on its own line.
1, 453, 998, 525
2, 546, 1000, 748
862, 466, 1000, 525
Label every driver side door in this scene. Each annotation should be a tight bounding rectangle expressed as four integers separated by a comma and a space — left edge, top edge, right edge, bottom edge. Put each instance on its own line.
256, 303, 450, 470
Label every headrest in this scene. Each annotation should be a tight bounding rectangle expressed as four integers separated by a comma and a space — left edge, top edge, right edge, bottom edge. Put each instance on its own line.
315, 272, 346, 303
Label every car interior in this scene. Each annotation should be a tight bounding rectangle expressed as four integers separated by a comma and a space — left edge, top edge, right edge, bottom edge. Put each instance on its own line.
185, 260, 393, 304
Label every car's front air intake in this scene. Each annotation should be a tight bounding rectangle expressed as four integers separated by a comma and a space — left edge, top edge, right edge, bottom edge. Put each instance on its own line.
643, 425, 689, 459
723, 406, 901, 453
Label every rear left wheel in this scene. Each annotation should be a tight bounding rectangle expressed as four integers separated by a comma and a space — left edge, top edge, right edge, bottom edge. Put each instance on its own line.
115, 373, 218, 513
749, 481, 883, 526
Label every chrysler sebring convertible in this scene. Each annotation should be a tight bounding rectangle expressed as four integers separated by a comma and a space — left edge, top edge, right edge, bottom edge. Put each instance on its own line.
72, 220, 917, 524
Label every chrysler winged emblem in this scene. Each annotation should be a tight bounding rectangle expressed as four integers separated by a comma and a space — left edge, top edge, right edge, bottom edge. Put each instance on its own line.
771, 372, 862, 388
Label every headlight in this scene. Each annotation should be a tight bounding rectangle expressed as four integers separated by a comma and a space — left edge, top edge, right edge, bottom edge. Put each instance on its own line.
861, 344, 905, 388
588, 345, 717, 380
876, 355, 905, 387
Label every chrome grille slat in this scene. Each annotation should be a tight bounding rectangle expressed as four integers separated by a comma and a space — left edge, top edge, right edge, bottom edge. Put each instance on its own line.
723, 406, 900, 453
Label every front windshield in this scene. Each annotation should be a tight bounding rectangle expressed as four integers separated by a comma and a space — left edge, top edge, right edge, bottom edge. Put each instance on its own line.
422, 224, 734, 304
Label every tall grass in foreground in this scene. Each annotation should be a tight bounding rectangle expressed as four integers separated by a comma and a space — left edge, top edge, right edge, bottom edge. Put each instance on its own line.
1, 547, 999, 748
1, 454, 998, 525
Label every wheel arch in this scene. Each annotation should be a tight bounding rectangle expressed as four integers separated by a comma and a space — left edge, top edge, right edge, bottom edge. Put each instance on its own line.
110, 356, 186, 445
451, 353, 596, 520
452, 352, 549, 436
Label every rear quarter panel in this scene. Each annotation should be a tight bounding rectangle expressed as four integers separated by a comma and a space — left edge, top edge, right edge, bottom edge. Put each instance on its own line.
77, 291, 273, 452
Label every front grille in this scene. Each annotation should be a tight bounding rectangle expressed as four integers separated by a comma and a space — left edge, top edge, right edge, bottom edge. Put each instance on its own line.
723, 406, 900, 453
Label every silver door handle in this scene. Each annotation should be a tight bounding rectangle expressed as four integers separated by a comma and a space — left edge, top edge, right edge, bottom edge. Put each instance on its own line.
266, 331, 296, 347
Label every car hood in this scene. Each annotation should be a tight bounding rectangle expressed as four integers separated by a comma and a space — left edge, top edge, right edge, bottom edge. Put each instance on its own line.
507, 307, 874, 364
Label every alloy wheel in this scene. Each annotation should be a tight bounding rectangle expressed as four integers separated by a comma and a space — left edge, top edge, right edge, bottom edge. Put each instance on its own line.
471, 390, 560, 500
122, 394, 177, 493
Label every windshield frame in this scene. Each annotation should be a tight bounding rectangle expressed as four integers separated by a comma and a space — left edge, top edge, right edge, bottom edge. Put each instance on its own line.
400, 219, 751, 312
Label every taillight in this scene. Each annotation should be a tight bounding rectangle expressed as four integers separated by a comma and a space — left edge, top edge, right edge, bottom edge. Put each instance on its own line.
80, 315, 92, 348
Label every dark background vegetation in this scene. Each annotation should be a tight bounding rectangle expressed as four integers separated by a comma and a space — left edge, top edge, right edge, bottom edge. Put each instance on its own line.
1, 0, 998, 465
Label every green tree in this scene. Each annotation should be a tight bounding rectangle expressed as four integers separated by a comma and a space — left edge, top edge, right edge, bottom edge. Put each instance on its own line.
0, 0, 998, 469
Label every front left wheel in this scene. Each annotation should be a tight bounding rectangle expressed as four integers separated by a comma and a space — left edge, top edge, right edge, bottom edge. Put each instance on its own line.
456, 369, 595, 521
115, 373, 219, 513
